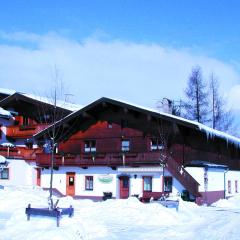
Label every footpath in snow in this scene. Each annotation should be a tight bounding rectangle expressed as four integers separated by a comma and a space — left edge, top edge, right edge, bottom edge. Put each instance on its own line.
1, 186, 240, 240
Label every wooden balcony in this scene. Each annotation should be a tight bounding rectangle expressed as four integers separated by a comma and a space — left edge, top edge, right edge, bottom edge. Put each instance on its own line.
0, 146, 42, 161
6, 124, 49, 138
36, 152, 162, 167
36, 151, 200, 197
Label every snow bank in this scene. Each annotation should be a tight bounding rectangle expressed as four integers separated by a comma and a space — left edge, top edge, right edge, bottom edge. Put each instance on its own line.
212, 195, 240, 209
0, 155, 6, 164
1, 187, 240, 239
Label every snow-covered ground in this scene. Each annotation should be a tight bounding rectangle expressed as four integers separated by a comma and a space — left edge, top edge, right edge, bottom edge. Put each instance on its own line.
1, 186, 240, 240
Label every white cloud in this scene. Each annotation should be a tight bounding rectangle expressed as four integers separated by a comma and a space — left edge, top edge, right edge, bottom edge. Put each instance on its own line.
0, 31, 240, 109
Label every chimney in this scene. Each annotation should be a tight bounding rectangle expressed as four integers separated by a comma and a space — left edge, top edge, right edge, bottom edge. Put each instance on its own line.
158, 98, 173, 114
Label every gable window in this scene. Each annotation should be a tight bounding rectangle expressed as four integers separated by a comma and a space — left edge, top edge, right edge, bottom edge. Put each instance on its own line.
228, 180, 231, 194
85, 176, 93, 191
121, 140, 130, 152
150, 138, 164, 151
164, 176, 173, 192
143, 176, 152, 192
0, 168, 9, 179
84, 140, 96, 153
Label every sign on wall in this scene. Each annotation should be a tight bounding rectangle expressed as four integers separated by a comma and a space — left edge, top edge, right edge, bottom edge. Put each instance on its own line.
98, 174, 113, 184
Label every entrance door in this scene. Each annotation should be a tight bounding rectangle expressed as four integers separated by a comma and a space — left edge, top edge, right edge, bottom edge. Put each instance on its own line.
66, 172, 75, 196
36, 168, 41, 186
119, 176, 130, 199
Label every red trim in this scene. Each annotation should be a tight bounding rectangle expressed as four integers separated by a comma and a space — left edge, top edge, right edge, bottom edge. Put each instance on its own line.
228, 180, 231, 194
66, 172, 76, 196
36, 168, 41, 186
197, 191, 225, 205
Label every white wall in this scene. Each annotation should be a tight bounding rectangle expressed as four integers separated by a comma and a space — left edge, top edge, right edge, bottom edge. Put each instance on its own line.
41, 167, 185, 198
164, 169, 185, 196
185, 167, 225, 192
128, 172, 162, 198
41, 167, 118, 197
225, 170, 240, 198
0, 159, 37, 186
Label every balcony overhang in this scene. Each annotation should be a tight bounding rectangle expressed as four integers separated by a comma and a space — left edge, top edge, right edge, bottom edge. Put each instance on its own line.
117, 166, 163, 173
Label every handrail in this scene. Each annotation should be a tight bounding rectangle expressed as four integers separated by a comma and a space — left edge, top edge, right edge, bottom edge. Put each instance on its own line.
166, 156, 200, 197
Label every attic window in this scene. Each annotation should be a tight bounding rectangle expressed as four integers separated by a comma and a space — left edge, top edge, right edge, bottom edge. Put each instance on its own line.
150, 138, 164, 151
121, 140, 130, 152
84, 140, 96, 153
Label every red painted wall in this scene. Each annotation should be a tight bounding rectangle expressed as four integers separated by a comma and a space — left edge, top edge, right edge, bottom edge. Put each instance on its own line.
58, 121, 239, 170
59, 121, 149, 154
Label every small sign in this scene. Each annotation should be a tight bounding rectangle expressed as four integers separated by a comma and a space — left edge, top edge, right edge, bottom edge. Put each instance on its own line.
98, 175, 113, 184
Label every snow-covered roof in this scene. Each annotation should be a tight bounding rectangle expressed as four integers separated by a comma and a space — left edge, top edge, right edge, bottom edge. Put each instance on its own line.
0, 142, 15, 147
21, 93, 82, 112
34, 96, 240, 148
108, 97, 240, 147
187, 160, 228, 169
0, 107, 13, 119
0, 88, 16, 95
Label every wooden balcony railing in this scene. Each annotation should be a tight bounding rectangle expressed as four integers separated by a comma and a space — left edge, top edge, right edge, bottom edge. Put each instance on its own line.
36, 151, 200, 197
6, 124, 49, 138
0, 146, 42, 161
36, 152, 163, 167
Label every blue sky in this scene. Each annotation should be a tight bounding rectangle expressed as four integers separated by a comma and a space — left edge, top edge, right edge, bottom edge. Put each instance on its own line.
0, 0, 240, 111
1, 0, 240, 61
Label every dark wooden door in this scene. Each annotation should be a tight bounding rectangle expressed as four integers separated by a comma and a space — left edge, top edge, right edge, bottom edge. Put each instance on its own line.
66, 172, 75, 196
119, 176, 130, 199
36, 168, 41, 186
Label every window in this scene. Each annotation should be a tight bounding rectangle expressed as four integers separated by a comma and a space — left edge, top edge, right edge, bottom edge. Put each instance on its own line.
143, 176, 152, 191
228, 180, 231, 194
150, 138, 164, 151
121, 140, 130, 152
164, 177, 173, 192
107, 122, 113, 129
0, 168, 9, 179
84, 140, 96, 153
235, 180, 238, 193
23, 116, 29, 126
85, 176, 93, 191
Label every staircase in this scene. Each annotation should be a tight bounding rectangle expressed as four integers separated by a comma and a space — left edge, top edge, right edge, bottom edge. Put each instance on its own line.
166, 156, 200, 197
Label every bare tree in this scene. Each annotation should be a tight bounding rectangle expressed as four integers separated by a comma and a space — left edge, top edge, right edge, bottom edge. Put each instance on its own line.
183, 66, 209, 124
209, 73, 235, 133
34, 68, 73, 209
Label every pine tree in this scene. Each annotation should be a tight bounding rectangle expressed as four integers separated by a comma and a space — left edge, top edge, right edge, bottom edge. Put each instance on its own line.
184, 66, 209, 124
